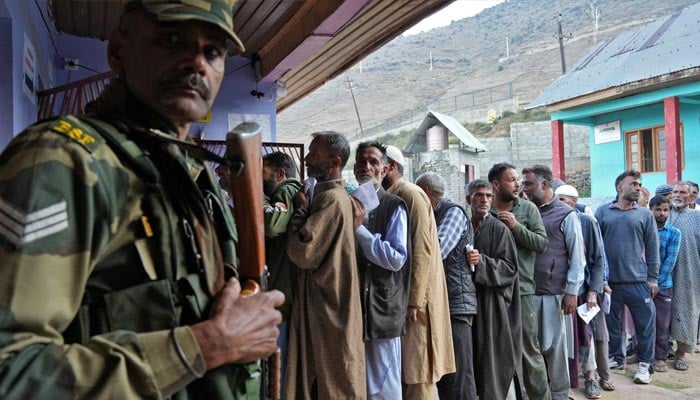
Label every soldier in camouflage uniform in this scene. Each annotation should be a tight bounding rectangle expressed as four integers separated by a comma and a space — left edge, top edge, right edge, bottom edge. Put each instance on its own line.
0, 1, 284, 399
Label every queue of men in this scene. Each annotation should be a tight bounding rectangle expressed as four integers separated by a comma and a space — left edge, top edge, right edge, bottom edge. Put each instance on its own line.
260, 149, 700, 400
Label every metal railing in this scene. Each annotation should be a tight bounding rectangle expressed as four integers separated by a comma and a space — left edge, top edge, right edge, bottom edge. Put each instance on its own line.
35, 73, 305, 178
198, 139, 305, 180
353, 82, 513, 138
37, 71, 115, 120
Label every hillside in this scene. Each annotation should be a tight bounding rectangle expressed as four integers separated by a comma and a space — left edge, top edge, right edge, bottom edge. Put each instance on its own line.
276, 0, 697, 143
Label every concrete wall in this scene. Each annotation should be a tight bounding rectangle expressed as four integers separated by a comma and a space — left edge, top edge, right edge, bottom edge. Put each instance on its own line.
405, 120, 592, 202
412, 148, 481, 206
475, 121, 591, 193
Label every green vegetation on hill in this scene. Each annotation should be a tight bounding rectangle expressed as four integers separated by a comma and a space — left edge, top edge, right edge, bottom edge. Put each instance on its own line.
376, 107, 550, 148
465, 107, 550, 137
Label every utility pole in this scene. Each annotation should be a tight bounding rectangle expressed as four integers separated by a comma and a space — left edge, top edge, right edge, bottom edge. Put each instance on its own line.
589, 1, 601, 45
346, 75, 364, 135
555, 14, 569, 74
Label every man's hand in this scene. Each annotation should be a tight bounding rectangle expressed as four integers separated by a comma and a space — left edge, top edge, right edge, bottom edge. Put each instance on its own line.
562, 294, 577, 315
350, 197, 365, 231
466, 248, 480, 268
497, 211, 517, 230
603, 285, 612, 295
293, 190, 309, 210
586, 291, 598, 310
191, 278, 284, 370
406, 306, 418, 324
648, 281, 659, 298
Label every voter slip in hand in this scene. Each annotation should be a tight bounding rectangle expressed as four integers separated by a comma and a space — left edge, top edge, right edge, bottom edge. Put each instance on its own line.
351, 181, 380, 214
576, 303, 601, 325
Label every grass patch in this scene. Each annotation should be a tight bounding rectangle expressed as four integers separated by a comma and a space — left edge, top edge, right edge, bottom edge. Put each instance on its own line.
653, 381, 692, 390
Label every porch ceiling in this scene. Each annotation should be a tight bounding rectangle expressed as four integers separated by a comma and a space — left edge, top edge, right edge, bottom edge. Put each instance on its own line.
47, 0, 452, 112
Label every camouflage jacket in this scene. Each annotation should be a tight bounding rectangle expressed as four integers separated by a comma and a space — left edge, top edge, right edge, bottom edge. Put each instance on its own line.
263, 178, 302, 320
0, 79, 251, 399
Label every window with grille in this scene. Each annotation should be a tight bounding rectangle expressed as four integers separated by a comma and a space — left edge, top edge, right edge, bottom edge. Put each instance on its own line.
625, 125, 684, 172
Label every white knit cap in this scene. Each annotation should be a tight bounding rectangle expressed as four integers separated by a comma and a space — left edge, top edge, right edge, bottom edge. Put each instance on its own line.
384, 145, 405, 166
555, 184, 579, 198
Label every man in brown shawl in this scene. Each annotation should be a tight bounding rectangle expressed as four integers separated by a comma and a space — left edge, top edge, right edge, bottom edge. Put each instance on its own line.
382, 145, 455, 399
286, 132, 366, 399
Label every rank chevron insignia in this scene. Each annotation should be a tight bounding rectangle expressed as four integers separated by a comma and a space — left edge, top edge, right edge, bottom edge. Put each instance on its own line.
0, 198, 69, 246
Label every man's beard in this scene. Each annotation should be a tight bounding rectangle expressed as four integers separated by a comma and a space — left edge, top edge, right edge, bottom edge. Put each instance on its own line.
672, 198, 687, 209
499, 185, 516, 201
356, 173, 380, 188
263, 179, 277, 197
655, 216, 667, 225
306, 161, 331, 182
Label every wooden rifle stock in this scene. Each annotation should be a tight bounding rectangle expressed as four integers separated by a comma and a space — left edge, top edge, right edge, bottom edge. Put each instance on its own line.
225, 122, 281, 400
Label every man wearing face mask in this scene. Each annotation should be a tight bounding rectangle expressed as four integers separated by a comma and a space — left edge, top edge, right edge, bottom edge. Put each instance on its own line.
286, 132, 366, 399
668, 182, 700, 371
353, 141, 410, 399
261, 151, 302, 391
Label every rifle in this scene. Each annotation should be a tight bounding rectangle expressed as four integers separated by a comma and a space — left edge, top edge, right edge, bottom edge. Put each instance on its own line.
225, 122, 281, 400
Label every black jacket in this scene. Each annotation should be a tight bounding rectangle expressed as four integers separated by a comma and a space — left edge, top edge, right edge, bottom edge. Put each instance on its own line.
434, 198, 477, 316
356, 188, 412, 340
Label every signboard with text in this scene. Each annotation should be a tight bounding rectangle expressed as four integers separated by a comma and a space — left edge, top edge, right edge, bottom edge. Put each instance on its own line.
594, 120, 620, 144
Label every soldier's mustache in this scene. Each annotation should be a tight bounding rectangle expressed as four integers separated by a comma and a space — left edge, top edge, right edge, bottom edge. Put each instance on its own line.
160, 73, 211, 100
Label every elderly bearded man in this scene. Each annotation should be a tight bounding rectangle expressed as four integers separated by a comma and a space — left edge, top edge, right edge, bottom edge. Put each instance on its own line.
382, 146, 454, 399
668, 182, 700, 371
415, 172, 476, 400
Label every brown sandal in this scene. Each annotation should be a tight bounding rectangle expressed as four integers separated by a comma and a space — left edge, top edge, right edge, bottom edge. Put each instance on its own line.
654, 361, 668, 372
599, 379, 615, 391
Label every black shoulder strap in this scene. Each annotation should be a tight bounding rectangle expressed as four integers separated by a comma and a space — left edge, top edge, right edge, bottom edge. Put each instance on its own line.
77, 116, 160, 185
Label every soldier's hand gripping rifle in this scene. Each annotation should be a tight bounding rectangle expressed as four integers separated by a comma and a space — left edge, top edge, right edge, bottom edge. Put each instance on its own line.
226, 122, 281, 400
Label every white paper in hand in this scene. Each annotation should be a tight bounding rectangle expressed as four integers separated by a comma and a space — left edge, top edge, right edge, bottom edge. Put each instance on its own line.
351, 181, 380, 214
576, 303, 601, 325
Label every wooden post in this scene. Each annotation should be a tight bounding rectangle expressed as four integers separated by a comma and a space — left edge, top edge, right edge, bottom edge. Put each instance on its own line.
664, 96, 682, 183
551, 119, 566, 180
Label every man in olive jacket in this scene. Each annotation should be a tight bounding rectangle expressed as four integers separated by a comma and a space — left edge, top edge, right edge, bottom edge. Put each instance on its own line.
262, 151, 303, 389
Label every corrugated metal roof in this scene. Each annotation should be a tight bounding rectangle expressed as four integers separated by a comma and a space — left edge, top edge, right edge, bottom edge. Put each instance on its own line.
529, 3, 700, 109
405, 110, 486, 153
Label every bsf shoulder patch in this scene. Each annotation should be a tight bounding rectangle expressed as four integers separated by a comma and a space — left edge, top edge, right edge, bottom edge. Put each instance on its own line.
274, 202, 288, 212
47, 116, 102, 152
0, 197, 69, 247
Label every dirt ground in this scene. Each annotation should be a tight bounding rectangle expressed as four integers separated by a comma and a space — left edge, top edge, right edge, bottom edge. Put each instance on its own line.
572, 350, 700, 399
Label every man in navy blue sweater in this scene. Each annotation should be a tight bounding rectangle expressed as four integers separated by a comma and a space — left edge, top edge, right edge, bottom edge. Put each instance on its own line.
595, 170, 659, 385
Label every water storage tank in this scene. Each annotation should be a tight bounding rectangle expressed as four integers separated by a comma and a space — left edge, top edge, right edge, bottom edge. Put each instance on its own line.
426, 125, 448, 151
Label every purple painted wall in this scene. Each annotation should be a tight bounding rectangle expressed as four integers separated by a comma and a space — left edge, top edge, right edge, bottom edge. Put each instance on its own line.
1, 0, 277, 148
3, 0, 60, 143
0, 2, 12, 149
191, 57, 277, 141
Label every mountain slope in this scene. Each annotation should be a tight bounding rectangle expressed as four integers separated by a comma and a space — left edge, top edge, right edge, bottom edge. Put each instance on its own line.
277, 0, 697, 143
